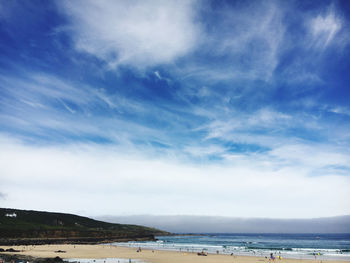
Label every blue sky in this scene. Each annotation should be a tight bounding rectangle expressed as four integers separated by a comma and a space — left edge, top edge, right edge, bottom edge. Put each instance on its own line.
0, 0, 350, 218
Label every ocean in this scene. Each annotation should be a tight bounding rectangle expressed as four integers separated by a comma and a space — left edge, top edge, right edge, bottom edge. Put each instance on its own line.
111, 233, 350, 261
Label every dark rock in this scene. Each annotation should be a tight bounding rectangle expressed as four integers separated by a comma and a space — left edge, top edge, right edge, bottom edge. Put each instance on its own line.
5, 248, 20, 252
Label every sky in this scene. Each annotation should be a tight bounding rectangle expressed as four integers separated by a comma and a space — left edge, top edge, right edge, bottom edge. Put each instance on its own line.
0, 0, 350, 219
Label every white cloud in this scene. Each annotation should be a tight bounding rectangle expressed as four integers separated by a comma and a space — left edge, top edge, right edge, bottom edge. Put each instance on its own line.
184, 145, 226, 158
280, 59, 324, 85
189, 1, 285, 82
309, 7, 342, 49
329, 106, 350, 117
279, 5, 348, 88
59, 99, 76, 114
59, 0, 200, 69
225, 3, 284, 79
204, 108, 292, 141
0, 74, 94, 107
269, 143, 350, 170
0, 135, 349, 218
0, 72, 183, 144
154, 71, 161, 80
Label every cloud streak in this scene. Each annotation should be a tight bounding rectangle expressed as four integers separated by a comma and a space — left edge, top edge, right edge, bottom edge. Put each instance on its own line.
309, 6, 342, 50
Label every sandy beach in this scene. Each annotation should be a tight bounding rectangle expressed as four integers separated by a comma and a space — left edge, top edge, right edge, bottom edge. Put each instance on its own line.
1, 244, 349, 263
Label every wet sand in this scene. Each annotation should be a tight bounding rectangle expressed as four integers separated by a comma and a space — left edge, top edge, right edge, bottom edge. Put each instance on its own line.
0, 244, 349, 263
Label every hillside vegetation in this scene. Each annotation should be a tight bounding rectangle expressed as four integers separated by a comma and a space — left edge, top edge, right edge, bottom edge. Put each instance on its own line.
0, 208, 168, 244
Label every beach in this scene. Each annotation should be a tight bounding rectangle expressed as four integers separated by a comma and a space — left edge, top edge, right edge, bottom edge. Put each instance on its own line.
1, 244, 349, 263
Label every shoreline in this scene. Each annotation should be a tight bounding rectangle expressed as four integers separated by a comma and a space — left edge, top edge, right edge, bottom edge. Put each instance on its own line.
1, 244, 349, 263
0, 236, 156, 246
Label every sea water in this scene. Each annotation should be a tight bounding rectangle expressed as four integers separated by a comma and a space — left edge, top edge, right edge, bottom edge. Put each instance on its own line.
111, 233, 350, 261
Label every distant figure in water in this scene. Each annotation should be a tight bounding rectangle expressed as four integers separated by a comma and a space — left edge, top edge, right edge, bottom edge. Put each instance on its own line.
217, 250, 219, 254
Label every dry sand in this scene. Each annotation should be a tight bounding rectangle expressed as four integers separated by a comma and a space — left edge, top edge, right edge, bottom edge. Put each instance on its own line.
0, 244, 349, 263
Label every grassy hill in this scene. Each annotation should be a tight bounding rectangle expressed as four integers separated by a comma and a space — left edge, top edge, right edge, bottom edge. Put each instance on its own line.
0, 208, 169, 245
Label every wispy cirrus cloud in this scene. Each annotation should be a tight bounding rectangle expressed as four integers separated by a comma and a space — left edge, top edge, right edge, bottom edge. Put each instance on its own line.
309, 6, 342, 50
170, 0, 286, 83
206, 1, 285, 81
0, 70, 202, 149
278, 3, 349, 88
328, 106, 350, 117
